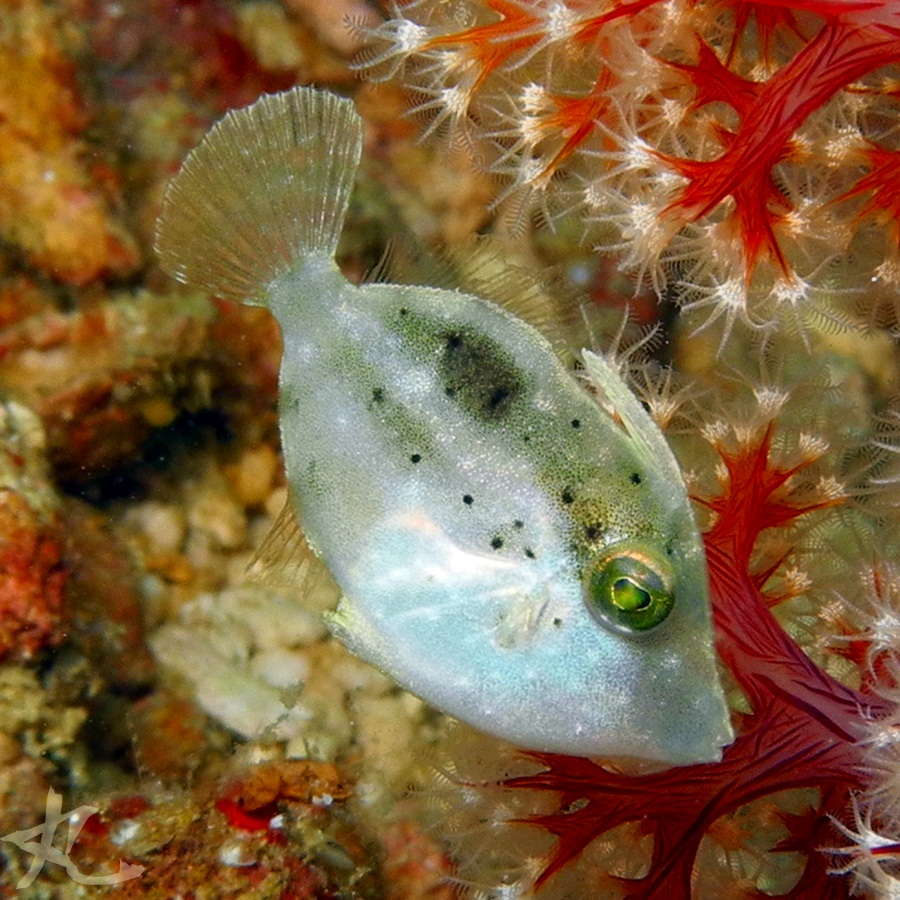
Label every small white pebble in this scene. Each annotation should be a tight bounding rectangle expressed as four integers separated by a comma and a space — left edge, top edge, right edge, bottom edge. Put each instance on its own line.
229, 443, 279, 507
188, 481, 247, 550
219, 588, 327, 648
328, 653, 393, 695
236, 2, 305, 71
351, 693, 421, 806
219, 839, 257, 867
250, 648, 310, 689
135, 502, 187, 553
109, 819, 141, 846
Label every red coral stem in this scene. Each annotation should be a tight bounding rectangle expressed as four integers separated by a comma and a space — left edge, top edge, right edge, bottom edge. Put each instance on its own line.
662, 20, 900, 277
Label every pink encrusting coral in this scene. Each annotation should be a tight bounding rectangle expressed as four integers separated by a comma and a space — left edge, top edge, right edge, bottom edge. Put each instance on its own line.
0, 491, 65, 661
361, 0, 900, 339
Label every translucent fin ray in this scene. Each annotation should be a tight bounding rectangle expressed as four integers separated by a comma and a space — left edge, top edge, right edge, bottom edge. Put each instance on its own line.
155, 87, 364, 305
370, 234, 599, 362
245, 497, 341, 612
582, 349, 685, 485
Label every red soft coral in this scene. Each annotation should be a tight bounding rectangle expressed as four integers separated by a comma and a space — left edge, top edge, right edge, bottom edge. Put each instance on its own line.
660, 14, 900, 285
362, 0, 900, 337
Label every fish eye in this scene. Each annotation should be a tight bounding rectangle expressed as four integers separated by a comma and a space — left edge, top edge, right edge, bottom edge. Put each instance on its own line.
583, 545, 675, 634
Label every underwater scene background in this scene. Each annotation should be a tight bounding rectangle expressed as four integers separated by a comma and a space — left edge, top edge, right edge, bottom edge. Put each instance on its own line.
0, 0, 899, 897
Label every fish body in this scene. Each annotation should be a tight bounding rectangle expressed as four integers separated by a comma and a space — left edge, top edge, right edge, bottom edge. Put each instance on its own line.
156, 87, 732, 763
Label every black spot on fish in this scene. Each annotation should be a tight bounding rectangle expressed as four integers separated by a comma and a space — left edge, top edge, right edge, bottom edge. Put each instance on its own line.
585, 523, 603, 541
490, 536, 503, 550
438, 326, 525, 421
463, 494, 474, 506
488, 387, 510, 411
513, 519, 524, 529
630, 472, 642, 485
561, 488, 575, 505
372, 387, 385, 403
571, 418, 581, 429
410, 453, 421, 463
553, 617, 562, 627
524, 548, 535, 559
523, 434, 531, 443
399, 307, 408, 316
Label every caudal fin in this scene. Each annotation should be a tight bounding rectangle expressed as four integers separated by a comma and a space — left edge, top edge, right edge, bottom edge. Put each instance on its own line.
155, 87, 364, 305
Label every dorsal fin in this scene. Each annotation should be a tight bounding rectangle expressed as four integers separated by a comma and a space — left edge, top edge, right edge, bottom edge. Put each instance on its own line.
368, 234, 603, 363
582, 349, 685, 486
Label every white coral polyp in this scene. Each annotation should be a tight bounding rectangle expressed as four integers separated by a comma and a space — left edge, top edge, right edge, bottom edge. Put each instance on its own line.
520, 82, 549, 116
814, 474, 845, 501
678, 273, 767, 348
621, 136, 657, 174
870, 608, 900, 659
626, 200, 660, 237
780, 204, 813, 239
771, 274, 812, 312
797, 431, 829, 460
393, 18, 431, 54
659, 96, 689, 130
821, 125, 867, 165
702, 276, 744, 312
751, 386, 790, 419
582, 179, 608, 214
829, 796, 900, 896
543, 0, 579, 43
782, 566, 813, 595
415, 81, 476, 137
874, 259, 900, 287
517, 113, 545, 150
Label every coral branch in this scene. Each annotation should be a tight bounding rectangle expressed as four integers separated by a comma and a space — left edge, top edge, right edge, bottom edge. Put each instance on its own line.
420, 0, 543, 90
667, 41, 760, 116
842, 143, 900, 247
363, 0, 900, 332
662, 21, 900, 279
571, 0, 664, 45
512, 698, 867, 897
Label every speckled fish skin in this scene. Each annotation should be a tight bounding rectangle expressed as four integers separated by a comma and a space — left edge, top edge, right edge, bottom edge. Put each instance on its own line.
156, 87, 733, 764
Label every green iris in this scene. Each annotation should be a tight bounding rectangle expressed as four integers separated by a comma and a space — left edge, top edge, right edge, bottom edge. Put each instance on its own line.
584, 546, 675, 633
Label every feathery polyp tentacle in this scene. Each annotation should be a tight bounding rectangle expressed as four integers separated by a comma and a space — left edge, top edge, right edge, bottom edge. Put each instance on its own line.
155, 88, 363, 305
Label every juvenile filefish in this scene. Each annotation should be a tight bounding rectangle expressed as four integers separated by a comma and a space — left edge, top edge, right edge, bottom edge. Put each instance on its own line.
156, 87, 732, 763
